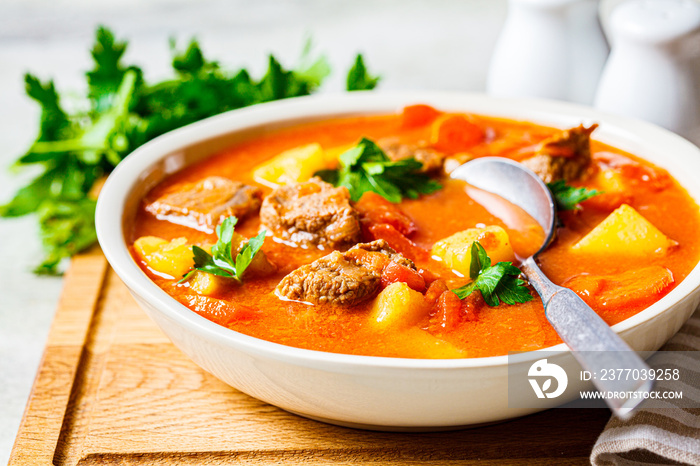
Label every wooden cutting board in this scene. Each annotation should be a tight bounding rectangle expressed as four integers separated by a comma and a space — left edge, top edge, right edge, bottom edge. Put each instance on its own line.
9, 247, 610, 465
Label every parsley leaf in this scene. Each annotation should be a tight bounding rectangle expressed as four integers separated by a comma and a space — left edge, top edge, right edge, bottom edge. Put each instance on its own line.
316, 138, 441, 203
87, 26, 142, 112
547, 180, 601, 211
294, 38, 331, 90
451, 241, 533, 307
34, 198, 98, 275
23, 74, 72, 143
235, 229, 267, 278
180, 217, 267, 283
347, 54, 380, 91
172, 39, 209, 74
0, 168, 54, 217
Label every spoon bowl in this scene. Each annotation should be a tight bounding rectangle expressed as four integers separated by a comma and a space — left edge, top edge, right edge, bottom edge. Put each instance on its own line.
450, 157, 556, 255
451, 157, 654, 418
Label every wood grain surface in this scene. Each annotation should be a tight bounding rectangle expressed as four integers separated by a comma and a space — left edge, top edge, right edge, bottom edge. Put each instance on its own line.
9, 250, 609, 465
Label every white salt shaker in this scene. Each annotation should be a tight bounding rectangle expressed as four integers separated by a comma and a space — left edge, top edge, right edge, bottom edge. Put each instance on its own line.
486, 0, 609, 104
594, 0, 700, 145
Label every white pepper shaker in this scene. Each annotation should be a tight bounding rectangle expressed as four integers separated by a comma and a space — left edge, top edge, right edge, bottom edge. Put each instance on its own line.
486, 0, 609, 104
594, 0, 700, 145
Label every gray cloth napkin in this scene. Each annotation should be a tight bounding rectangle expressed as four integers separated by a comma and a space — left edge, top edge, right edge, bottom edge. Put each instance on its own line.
591, 309, 700, 466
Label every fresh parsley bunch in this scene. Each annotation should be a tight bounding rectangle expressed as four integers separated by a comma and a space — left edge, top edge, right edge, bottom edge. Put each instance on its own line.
2, 26, 379, 274
316, 138, 441, 203
452, 241, 533, 307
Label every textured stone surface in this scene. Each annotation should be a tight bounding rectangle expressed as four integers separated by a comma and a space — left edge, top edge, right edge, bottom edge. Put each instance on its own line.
0, 0, 506, 462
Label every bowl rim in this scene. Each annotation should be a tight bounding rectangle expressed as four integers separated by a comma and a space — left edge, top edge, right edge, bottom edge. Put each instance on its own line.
96, 90, 700, 371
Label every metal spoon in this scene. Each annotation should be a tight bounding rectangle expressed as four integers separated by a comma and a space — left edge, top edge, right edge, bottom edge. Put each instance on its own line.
451, 157, 653, 418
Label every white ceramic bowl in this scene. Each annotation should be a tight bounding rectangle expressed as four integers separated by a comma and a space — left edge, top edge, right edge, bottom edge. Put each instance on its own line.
96, 92, 700, 430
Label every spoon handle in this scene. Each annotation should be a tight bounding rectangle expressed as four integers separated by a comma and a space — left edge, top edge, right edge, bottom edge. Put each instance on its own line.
520, 256, 654, 418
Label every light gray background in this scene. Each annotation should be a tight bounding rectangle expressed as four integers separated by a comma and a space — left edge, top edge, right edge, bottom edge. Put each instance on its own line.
0, 1, 511, 462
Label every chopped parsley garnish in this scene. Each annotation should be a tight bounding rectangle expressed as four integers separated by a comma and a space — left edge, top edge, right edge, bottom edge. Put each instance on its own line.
547, 180, 601, 211
315, 138, 442, 203
2, 26, 378, 274
451, 241, 533, 307
347, 54, 380, 91
180, 217, 266, 283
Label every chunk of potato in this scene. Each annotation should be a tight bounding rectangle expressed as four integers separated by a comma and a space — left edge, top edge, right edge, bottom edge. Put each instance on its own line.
431, 225, 515, 275
582, 168, 630, 211
253, 143, 326, 187
133, 236, 193, 278
369, 282, 427, 328
571, 204, 677, 256
398, 328, 468, 358
594, 168, 626, 193
187, 270, 227, 295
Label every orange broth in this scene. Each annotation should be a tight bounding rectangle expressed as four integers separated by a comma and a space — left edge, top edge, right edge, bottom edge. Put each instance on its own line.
130, 111, 700, 358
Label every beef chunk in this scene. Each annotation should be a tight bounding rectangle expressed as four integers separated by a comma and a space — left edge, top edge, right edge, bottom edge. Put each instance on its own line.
521, 124, 598, 183
146, 176, 262, 231
260, 178, 361, 248
378, 137, 444, 173
275, 240, 415, 305
276, 251, 379, 305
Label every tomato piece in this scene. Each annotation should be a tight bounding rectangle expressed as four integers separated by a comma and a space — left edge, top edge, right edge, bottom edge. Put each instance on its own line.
621, 164, 671, 191
417, 267, 439, 285
429, 291, 462, 333
460, 292, 484, 322
356, 191, 417, 235
595, 152, 671, 191
345, 247, 391, 271
564, 266, 674, 311
368, 223, 428, 262
402, 104, 442, 128
431, 114, 484, 153
381, 260, 426, 292
424, 279, 449, 311
177, 294, 260, 326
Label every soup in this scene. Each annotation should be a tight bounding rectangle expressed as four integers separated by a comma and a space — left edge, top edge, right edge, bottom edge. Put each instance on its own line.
129, 105, 700, 358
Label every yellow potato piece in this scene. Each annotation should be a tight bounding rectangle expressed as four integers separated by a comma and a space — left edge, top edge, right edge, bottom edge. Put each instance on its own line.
369, 282, 427, 328
397, 328, 468, 358
431, 225, 515, 275
133, 236, 193, 278
253, 143, 326, 187
187, 270, 226, 295
571, 204, 676, 256
593, 168, 626, 193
